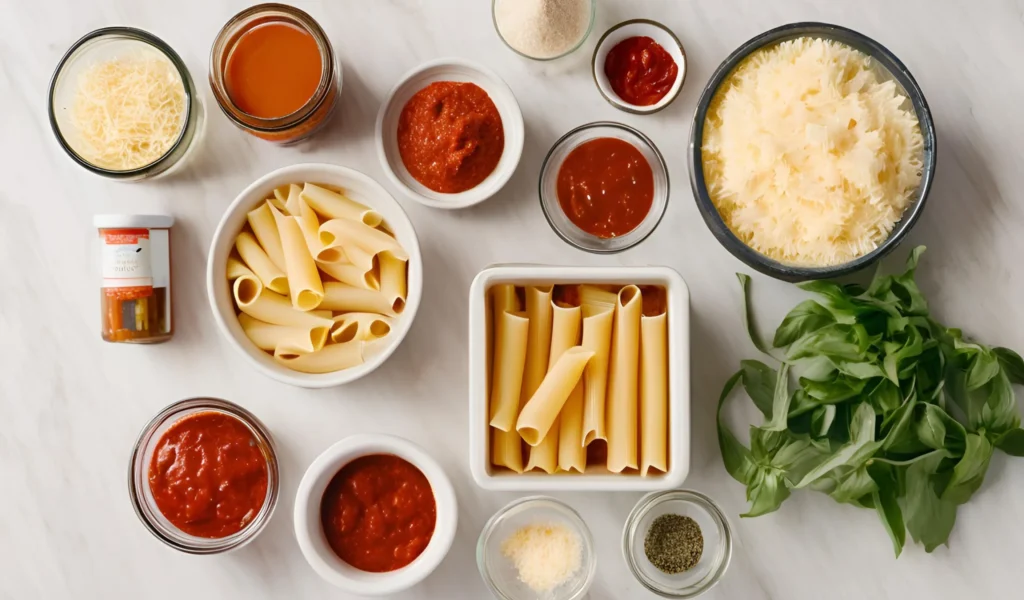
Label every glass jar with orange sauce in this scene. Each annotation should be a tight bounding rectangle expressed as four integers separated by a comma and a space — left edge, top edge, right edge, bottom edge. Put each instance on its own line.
209, 4, 341, 144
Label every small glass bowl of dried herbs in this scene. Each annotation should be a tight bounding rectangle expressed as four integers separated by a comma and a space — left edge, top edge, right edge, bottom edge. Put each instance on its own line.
622, 490, 732, 598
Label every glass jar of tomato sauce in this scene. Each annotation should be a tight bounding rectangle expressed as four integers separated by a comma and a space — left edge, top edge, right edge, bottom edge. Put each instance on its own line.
95, 214, 174, 343
209, 4, 341, 144
128, 398, 279, 554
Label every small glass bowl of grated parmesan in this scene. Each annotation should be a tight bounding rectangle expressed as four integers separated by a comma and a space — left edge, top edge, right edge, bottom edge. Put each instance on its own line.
478, 496, 596, 600
48, 27, 204, 181
492, 0, 596, 61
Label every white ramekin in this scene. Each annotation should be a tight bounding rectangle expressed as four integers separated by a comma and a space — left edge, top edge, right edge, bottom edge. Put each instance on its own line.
206, 163, 423, 388
294, 434, 458, 596
592, 19, 687, 115
375, 58, 524, 209
468, 265, 691, 491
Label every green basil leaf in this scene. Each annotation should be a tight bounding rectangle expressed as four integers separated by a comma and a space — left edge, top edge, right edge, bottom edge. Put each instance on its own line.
740, 360, 776, 418
796, 403, 880, 488
834, 360, 886, 380
717, 371, 756, 485
882, 389, 918, 452
864, 261, 891, 299
787, 323, 866, 361
941, 433, 994, 505
811, 405, 836, 437
830, 465, 878, 504
994, 428, 1024, 456
779, 439, 832, 484
965, 349, 1000, 391
903, 450, 958, 552
993, 347, 1024, 385
736, 274, 774, 357
866, 379, 902, 414
773, 300, 835, 348
869, 463, 906, 557
800, 375, 867, 404
764, 363, 792, 431
749, 426, 788, 461
798, 355, 837, 382
980, 370, 1020, 434
914, 404, 966, 452
742, 469, 791, 517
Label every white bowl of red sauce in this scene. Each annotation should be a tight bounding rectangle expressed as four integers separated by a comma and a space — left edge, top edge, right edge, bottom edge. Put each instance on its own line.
376, 58, 525, 209
128, 398, 279, 554
592, 19, 687, 115
539, 122, 669, 253
294, 434, 458, 595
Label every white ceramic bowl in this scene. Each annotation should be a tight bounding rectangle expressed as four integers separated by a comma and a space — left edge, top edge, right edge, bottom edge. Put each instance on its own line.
294, 434, 458, 596
592, 19, 687, 114
375, 58, 524, 209
207, 163, 422, 388
468, 265, 691, 491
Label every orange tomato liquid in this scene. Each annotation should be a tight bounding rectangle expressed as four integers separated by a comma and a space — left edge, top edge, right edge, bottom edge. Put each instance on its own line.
225, 22, 323, 119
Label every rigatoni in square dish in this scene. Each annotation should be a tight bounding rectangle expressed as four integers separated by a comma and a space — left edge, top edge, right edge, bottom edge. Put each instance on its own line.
208, 164, 421, 388
469, 266, 690, 492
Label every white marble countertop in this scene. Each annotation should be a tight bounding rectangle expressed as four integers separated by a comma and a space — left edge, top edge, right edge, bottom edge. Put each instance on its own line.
3, 0, 1024, 598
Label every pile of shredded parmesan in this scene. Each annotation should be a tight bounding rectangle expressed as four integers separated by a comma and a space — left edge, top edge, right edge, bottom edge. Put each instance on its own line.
701, 38, 924, 266
501, 522, 581, 592
71, 50, 186, 170
494, 0, 590, 59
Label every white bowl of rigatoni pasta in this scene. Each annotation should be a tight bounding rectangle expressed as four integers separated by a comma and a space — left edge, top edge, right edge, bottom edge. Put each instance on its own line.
208, 163, 422, 388
468, 265, 690, 491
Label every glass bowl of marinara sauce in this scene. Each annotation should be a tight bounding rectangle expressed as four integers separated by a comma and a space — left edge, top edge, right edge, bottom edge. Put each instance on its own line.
539, 121, 670, 253
293, 434, 458, 596
128, 398, 279, 554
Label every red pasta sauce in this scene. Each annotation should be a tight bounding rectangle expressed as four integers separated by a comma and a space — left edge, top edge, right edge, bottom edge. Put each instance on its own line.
604, 36, 679, 106
320, 454, 436, 572
148, 412, 269, 538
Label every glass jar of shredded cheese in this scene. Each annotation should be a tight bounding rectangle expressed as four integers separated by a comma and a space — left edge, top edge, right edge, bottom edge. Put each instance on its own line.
95, 215, 175, 344
48, 27, 205, 181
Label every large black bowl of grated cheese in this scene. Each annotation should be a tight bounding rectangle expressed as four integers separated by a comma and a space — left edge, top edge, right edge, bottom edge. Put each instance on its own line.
688, 22, 936, 281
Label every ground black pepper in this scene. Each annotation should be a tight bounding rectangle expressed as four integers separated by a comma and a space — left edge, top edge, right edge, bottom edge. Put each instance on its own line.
644, 513, 704, 574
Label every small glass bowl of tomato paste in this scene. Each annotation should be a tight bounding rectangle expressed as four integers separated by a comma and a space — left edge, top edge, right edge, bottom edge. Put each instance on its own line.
294, 434, 458, 596
539, 122, 669, 253
128, 397, 279, 554
592, 20, 687, 115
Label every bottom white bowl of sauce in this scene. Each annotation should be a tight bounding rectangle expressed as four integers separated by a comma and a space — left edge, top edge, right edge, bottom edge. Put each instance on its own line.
294, 434, 458, 595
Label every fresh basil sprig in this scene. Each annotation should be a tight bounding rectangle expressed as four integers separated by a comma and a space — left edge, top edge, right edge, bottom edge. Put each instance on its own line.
718, 247, 1024, 555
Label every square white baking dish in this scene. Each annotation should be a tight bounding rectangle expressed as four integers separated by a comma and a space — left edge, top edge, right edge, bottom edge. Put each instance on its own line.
468, 265, 690, 491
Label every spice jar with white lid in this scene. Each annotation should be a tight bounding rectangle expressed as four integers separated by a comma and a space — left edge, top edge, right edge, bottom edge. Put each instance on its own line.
94, 215, 174, 343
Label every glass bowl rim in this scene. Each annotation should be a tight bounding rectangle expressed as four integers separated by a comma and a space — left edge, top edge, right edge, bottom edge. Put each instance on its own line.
127, 397, 280, 554
687, 21, 937, 282
622, 489, 733, 598
47, 26, 197, 178
476, 495, 598, 600
491, 0, 596, 62
538, 120, 670, 254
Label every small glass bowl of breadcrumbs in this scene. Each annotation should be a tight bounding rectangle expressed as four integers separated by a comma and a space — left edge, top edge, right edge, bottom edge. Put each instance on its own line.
622, 490, 733, 597
477, 496, 596, 600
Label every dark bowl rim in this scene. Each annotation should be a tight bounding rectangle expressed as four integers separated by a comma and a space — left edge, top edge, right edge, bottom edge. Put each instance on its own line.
538, 120, 670, 254
47, 26, 198, 179
688, 22, 937, 282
